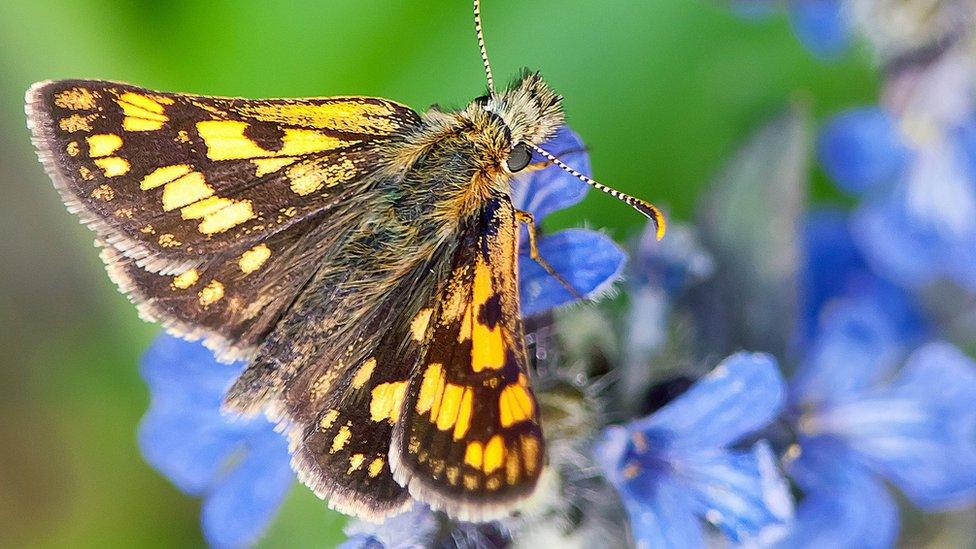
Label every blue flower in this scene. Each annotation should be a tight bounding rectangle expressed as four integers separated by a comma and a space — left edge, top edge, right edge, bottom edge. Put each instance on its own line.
818, 52, 976, 291
817, 107, 910, 194
139, 335, 293, 548
781, 210, 976, 545
733, 0, 853, 59
787, 0, 853, 59
511, 125, 627, 316
595, 353, 793, 548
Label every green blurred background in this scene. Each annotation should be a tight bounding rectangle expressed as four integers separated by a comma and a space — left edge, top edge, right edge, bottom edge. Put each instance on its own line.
0, 1, 875, 546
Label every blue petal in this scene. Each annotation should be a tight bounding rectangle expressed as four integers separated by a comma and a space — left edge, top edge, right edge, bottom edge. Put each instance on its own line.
817, 108, 909, 194
510, 126, 589, 220
519, 228, 625, 317
623, 478, 704, 549
138, 405, 253, 496
850, 197, 943, 288
787, 0, 854, 60
631, 352, 786, 451
201, 431, 294, 548
343, 504, 440, 548
864, 342, 976, 510
781, 437, 899, 549
956, 115, 976, 178
789, 296, 901, 407
141, 334, 243, 409
798, 209, 868, 340
680, 441, 794, 544
139, 336, 260, 495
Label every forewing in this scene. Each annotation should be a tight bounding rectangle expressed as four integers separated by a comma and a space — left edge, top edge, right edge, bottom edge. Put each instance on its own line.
390, 197, 545, 521
26, 79, 419, 274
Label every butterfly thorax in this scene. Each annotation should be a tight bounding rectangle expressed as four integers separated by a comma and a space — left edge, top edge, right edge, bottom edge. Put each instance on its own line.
385, 72, 564, 240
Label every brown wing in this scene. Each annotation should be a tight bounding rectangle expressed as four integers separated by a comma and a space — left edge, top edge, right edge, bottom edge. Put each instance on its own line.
27, 79, 420, 359
26, 79, 419, 273
390, 196, 545, 521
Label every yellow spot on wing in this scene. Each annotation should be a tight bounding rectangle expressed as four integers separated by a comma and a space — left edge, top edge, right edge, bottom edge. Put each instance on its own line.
196, 120, 357, 161
253, 157, 297, 177
79, 166, 94, 181
348, 453, 365, 474
94, 157, 130, 177
198, 200, 256, 235
180, 196, 232, 219
417, 363, 445, 416
161, 172, 214, 211
90, 184, 114, 201
86, 134, 122, 157
236, 100, 402, 134
330, 424, 351, 454
288, 163, 325, 196
59, 114, 96, 133
158, 233, 181, 248
118, 92, 168, 131
499, 381, 535, 427
238, 244, 272, 274
369, 382, 407, 423
506, 449, 520, 485
470, 260, 505, 371
198, 280, 224, 307
452, 387, 474, 441
320, 409, 340, 430
521, 435, 540, 474
464, 441, 483, 469
435, 383, 464, 431
367, 457, 385, 478
172, 269, 199, 289
66, 141, 80, 157
119, 92, 165, 114
54, 87, 98, 110
141, 164, 192, 190
350, 358, 377, 390
411, 308, 433, 342
483, 435, 505, 474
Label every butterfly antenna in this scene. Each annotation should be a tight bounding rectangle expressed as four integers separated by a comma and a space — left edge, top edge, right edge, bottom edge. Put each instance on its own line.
527, 143, 667, 240
473, 0, 496, 94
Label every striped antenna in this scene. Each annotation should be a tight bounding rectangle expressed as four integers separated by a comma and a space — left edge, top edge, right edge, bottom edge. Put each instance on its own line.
527, 143, 667, 240
472, 0, 495, 93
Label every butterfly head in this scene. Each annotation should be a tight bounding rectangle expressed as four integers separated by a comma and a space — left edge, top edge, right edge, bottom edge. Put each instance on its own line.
469, 72, 564, 175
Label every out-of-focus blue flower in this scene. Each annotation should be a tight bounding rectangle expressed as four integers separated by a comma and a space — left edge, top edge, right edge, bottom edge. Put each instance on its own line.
817, 107, 910, 194
782, 286, 976, 546
734, 0, 853, 59
596, 353, 793, 548
799, 209, 924, 346
819, 51, 976, 291
139, 335, 293, 548
340, 504, 509, 549
511, 126, 627, 316
787, 0, 853, 59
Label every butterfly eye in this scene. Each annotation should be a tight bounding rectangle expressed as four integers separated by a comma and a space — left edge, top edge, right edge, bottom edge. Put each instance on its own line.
506, 142, 531, 172
473, 95, 490, 106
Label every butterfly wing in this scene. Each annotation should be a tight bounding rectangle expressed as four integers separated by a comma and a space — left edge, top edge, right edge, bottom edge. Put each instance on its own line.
27, 79, 420, 359
390, 196, 545, 521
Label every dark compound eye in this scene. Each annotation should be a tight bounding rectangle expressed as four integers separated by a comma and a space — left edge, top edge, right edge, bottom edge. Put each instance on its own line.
473, 94, 490, 106
506, 142, 531, 172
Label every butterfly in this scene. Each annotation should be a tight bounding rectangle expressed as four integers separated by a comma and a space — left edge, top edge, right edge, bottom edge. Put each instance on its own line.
25, 0, 665, 522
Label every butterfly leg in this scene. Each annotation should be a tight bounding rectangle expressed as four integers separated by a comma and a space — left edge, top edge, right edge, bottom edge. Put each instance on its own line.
515, 210, 585, 301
